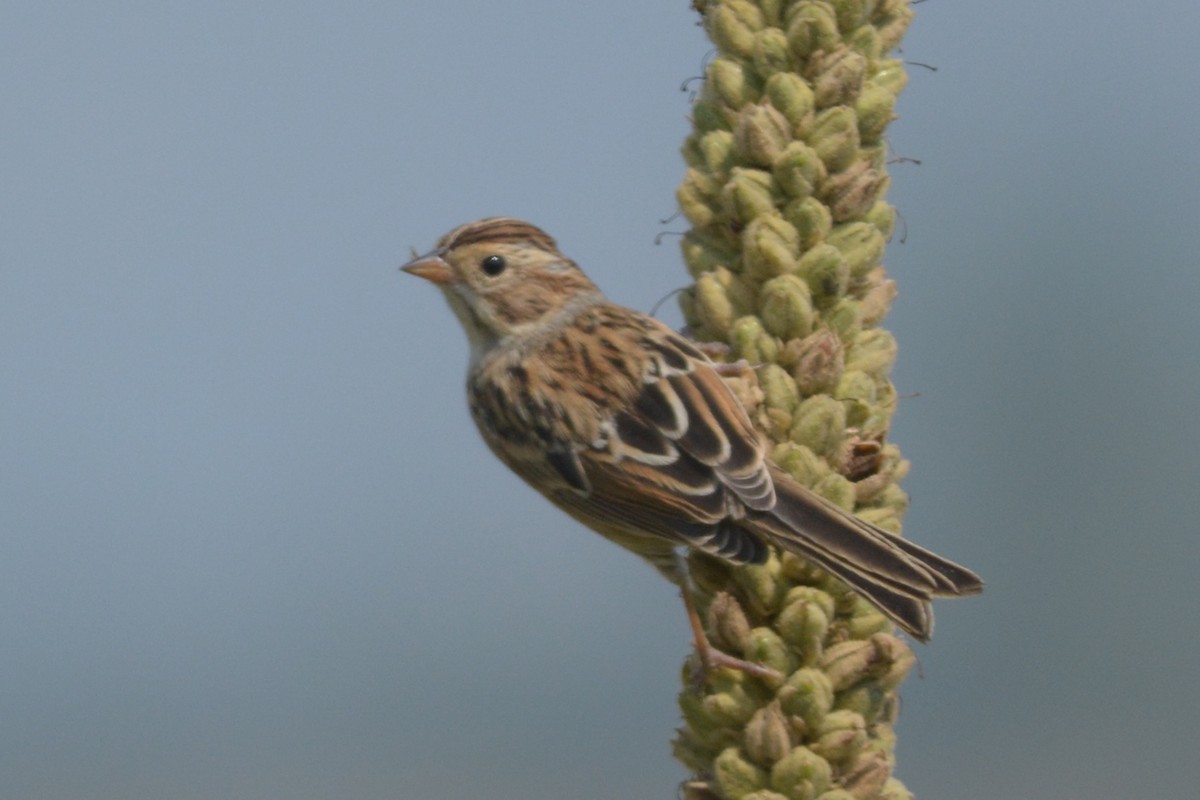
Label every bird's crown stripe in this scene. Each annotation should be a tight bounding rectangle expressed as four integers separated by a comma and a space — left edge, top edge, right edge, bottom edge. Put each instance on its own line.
441, 218, 557, 251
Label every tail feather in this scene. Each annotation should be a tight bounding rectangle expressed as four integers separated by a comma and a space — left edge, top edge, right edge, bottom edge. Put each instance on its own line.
740, 466, 983, 641
887, 531, 985, 597
747, 511, 935, 640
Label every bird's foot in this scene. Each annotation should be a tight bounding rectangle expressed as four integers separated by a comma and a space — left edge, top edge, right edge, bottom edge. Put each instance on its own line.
687, 642, 783, 692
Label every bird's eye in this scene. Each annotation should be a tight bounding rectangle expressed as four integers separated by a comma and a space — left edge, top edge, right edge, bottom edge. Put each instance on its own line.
481, 254, 507, 276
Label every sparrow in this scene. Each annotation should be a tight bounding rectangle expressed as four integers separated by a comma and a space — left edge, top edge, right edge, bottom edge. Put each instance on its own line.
402, 217, 982, 676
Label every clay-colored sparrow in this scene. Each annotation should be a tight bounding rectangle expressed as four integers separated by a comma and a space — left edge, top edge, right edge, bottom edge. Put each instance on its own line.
403, 217, 981, 675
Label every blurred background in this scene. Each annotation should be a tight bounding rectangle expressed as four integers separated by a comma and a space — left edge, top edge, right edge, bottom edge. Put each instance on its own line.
3, 3, 1198, 798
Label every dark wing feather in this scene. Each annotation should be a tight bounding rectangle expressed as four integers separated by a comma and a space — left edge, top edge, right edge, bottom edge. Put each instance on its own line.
548, 321, 777, 566
545, 448, 590, 495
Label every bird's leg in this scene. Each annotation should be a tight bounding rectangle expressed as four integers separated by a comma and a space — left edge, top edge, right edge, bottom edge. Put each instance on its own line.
689, 339, 732, 360
678, 562, 782, 688
690, 341, 759, 377
708, 359, 757, 378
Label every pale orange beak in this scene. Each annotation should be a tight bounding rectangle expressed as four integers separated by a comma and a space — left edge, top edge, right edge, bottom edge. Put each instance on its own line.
400, 253, 456, 285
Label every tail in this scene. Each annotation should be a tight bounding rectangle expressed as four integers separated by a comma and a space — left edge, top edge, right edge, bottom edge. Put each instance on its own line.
744, 466, 983, 642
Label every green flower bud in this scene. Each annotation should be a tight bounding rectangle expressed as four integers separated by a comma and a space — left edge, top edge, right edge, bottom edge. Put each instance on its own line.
786, 3, 841, 61
727, 267, 762, 315
760, 363, 801, 420
873, 2, 915, 50
755, 0, 785, 28
710, 1, 766, 60
818, 639, 876, 691
678, 186, 714, 229
753, 27, 793, 79
835, 380, 882, 434
765, 73, 816, 137
770, 746, 833, 800
784, 585, 836, 620
842, 604, 892, 639
795, 243, 850, 302
692, 96, 731, 133
854, 506, 900, 536
732, 315, 781, 364
871, 725, 898, 757
810, 46, 867, 109
739, 227, 796, 284
681, 228, 739, 277
821, 163, 889, 223
828, 221, 885, 277
879, 778, 915, 800
813, 473, 855, 511
831, 0, 869, 31
708, 591, 752, 654
744, 701, 793, 766
820, 634, 913, 692
778, 551, 827, 587
776, 587, 832, 656
784, 328, 845, 396
833, 369, 876, 428
783, 197, 833, 250
714, 746, 769, 799
760, 274, 815, 341
846, 328, 897, 376
771, 442, 830, 488
678, 168, 722, 228
679, 289, 705, 336
824, 298, 863, 341
708, 57, 755, 110
846, 23, 884, 60
789, 395, 846, 457
773, 142, 826, 200
695, 265, 757, 331
682, 134, 704, 169
742, 212, 801, 281
833, 683, 889, 720
735, 556, 788, 615
871, 634, 915, 691
778, 667, 835, 733
810, 107, 861, 173
736, 103, 793, 167
705, 668, 769, 726
855, 83, 896, 144
864, 200, 896, 239
700, 129, 738, 174
812, 710, 867, 764
743, 792, 791, 800
841, 747, 890, 799
679, 691, 739, 751
813, 791, 857, 800
859, 273, 897, 326
721, 168, 780, 226
674, 734, 720, 776
869, 58, 908, 95
876, 482, 909, 517
860, 379, 897, 431
744, 626, 794, 677
881, 445, 907, 480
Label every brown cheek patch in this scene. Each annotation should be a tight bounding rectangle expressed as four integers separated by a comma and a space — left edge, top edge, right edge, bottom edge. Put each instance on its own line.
493, 292, 551, 325
486, 269, 594, 327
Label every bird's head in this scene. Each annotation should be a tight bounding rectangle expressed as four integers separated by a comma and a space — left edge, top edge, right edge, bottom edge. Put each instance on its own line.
402, 217, 600, 357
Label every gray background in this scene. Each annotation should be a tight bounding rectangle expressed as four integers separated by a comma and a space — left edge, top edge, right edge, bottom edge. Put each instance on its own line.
3, 3, 1198, 799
